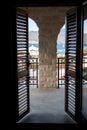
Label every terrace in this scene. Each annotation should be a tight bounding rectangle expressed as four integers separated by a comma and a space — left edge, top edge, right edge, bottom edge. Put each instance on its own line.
18, 57, 87, 123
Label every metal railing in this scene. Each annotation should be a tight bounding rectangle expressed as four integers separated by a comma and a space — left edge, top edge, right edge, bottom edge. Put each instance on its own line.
28, 57, 87, 89
29, 57, 66, 88
56, 58, 65, 88
29, 58, 38, 88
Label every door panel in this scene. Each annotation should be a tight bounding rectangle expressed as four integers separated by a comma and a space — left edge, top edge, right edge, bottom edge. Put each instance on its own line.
65, 7, 82, 122
16, 9, 29, 121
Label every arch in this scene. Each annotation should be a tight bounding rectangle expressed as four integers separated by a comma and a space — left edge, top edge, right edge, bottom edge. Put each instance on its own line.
56, 24, 65, 58
28, 17, 39, 59
28, 17, 39, 32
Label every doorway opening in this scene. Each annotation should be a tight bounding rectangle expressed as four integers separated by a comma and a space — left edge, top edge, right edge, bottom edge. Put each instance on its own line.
56, 24, 65, 88
16, 6, 81, 124
18, 13, 76, 124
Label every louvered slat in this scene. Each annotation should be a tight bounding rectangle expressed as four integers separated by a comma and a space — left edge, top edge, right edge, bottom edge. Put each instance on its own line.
16, 9, 29, 121
65, 9, 77, 120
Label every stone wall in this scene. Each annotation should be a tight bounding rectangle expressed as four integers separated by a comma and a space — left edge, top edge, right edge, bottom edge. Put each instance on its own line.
39, 65, 56, 88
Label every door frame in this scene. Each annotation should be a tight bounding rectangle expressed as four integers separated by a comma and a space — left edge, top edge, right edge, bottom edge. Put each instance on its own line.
8, 1, 86, 124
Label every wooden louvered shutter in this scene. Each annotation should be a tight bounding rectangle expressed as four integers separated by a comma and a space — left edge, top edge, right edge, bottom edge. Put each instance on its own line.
16, 9, 29, 121
65, 7, 82, 122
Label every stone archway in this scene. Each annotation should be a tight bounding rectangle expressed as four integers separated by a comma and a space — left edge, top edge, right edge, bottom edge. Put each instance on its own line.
19, 6, 72, 88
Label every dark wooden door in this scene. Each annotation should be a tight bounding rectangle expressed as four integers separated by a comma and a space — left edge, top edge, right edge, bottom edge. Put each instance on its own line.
16, 9, 29, 121
65, 7, 82, 122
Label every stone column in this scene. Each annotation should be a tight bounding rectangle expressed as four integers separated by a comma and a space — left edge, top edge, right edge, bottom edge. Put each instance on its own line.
27, 6, 69, 88
38, 24, 59, 88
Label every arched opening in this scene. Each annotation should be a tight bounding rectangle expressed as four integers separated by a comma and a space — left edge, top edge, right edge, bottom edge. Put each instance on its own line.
56, 24, 65, 88
28, 18, 39, 58
28, 18, 39, 89
56, 24, 65, 58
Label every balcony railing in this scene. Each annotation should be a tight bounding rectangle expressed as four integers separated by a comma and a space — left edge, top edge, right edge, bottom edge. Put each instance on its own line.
17, 56, 87, 88
29, 58, 38, 88
56, 58, 65, 88
28, 58, 65, 88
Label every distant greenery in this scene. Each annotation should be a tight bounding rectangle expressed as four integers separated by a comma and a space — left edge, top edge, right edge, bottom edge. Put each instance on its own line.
83, 67, 87, 80
57, 55, 65, 58
83, 47, 87, 53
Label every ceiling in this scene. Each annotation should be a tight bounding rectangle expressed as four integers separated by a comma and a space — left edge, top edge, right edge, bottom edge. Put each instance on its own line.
15, 0, 86, 6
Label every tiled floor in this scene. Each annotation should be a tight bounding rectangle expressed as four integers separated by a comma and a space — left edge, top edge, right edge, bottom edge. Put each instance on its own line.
18, 87, 76, 124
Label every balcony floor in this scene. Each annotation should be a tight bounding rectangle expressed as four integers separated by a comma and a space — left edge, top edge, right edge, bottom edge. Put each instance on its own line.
18, 87, 77, 124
